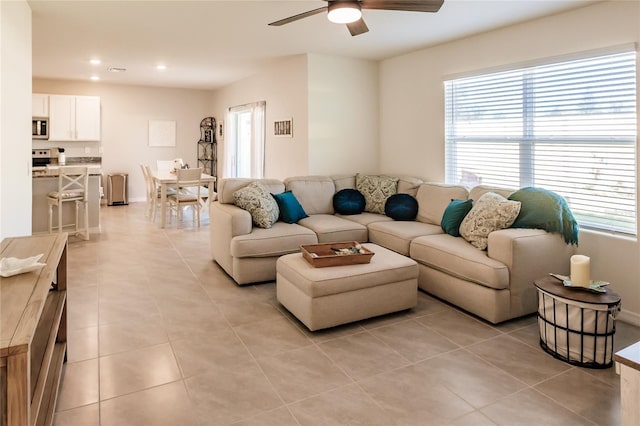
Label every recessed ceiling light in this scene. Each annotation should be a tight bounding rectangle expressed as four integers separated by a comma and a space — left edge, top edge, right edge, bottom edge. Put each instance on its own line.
90, 59, 101, 65
156, 64, 167, 71
90, 75, 100, 81
108, 66, 127, 73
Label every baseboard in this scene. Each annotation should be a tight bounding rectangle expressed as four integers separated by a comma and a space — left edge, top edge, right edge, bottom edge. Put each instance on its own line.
618, 309, 640, 327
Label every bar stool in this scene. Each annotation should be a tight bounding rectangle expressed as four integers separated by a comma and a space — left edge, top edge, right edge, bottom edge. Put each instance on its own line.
47, 166, 90, 240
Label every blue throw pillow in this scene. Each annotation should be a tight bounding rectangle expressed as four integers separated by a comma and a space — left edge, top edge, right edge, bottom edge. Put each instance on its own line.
441, 199, 473, 237
271, 191, 308, 223
385, 194, 418, 221
333, 189, 366, 215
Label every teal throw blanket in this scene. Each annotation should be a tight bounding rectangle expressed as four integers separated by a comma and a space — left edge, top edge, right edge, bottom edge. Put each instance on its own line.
508, 187, 578, 246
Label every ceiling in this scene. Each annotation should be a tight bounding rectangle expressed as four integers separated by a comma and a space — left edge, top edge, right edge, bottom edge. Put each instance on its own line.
30, 0, 600, 91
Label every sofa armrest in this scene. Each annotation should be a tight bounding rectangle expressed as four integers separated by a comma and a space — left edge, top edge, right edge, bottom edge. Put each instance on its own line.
488, 228, 576, 314
210, 201, 253, 269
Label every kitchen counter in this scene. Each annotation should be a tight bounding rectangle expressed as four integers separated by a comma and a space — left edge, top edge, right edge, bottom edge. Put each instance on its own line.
33, 163, 102, 178
32, 172, 102, 235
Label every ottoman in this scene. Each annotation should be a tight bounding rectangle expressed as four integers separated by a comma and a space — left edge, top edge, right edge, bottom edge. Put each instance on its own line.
276, 243, 418, 331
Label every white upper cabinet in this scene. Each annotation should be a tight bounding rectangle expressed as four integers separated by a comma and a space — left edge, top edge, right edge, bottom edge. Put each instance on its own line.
48, 95, 101, 141
32, 94, 49, 117
75, 96, 101, 141
48, 95, 74, 141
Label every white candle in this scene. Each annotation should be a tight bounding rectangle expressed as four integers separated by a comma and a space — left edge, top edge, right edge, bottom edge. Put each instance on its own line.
570, 255, 591, 287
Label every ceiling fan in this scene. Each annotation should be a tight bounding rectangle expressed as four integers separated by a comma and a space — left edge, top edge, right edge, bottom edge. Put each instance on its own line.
268, 0, 444, 37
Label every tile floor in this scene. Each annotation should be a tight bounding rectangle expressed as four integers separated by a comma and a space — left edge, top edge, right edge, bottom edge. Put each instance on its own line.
54, 203, 640, 426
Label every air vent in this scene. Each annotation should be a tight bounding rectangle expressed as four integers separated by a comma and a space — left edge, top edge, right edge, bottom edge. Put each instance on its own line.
108, 66, 127, 73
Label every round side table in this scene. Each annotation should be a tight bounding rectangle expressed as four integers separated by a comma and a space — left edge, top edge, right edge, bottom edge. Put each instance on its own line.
534, 276, 621, 368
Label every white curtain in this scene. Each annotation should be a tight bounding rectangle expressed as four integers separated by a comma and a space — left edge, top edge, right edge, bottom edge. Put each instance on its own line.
226, 101, 266, 178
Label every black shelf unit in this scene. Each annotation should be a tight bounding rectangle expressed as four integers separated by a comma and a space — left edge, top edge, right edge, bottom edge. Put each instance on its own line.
197, 117, 217, 191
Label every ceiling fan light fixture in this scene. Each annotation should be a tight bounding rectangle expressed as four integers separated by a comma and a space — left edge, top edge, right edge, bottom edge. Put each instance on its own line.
327, 2, 362, 24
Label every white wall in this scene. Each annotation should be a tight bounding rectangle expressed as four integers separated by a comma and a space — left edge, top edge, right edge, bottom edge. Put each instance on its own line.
379, 1, 640, 323
308, 54, 379, 175
209, 53, 379, 179
210, 55, 309, 180
32, 79, 211, 201
0, 0, 32, 239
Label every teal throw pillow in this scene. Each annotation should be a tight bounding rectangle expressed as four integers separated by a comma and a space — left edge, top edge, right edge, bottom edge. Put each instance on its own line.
385, 194, 419, 221
271, 191, 308, 224
441, 199, 473, 237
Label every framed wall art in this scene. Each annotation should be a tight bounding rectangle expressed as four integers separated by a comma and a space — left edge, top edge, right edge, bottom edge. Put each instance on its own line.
148, 119, 176, 147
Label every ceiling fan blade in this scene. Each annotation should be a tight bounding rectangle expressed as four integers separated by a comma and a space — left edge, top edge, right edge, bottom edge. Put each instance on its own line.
347, 18, 369, 36
268, 6, 327, 26
361, 0, 444, 13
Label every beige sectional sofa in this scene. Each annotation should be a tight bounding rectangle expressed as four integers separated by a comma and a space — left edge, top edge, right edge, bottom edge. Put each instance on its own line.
210, 174, 575, 324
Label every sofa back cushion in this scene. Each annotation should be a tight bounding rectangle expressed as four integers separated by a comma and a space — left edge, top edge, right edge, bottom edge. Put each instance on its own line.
416, 183, 469, 226
284, 176, 336, 215
218, 178, 284, 204
332, 174, 424, 197
397, 175, 424, 197
469, 185, 514, 201
332, 174, 356, 192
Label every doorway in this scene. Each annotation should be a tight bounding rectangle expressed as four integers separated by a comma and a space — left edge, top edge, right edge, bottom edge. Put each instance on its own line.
226, 101, 266, 178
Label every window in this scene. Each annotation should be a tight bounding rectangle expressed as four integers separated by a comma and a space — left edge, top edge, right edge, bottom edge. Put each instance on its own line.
226, 101, 266, 178
445, 50, 637, 234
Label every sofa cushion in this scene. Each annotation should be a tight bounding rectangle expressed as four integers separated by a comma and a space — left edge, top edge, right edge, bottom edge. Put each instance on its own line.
333, 189, 366, 215
356, 174, 399, 214
410, 234, 509, 290
385, 194, 419, 221
219, 178, 285, 204
459, 192, 521, 250
297, 214, 368, 244
337, 212, 393, 227
332, 174, 423, 197
416, 183, 469, 226
368, 221, 442, 256
233, 182, 280, 229
272, 191, 308, 224
332, 174, 356, 192
231, 222, 317, 258
469, 185, 514, 202
284, 176, 336, 215
397, 175, 424, 197
441, 199, 474, 237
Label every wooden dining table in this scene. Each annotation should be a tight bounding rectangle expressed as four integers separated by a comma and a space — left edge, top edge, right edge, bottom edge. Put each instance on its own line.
152, 170, 216, 228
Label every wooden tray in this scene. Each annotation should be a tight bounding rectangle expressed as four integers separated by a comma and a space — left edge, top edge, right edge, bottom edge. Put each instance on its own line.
300, 241, 374, 268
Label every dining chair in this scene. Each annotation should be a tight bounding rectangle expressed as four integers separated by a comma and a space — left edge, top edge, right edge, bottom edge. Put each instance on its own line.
141, 164, 175, 222
167, 167, 204, 227
47, 166, 90, 240
140, 164, 157, 220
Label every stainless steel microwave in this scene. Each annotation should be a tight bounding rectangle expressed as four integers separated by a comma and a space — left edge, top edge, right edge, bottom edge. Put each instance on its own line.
32, 118, 48, 140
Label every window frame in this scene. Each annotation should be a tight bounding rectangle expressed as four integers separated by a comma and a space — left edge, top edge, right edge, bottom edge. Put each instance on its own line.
444, 47, 638, 235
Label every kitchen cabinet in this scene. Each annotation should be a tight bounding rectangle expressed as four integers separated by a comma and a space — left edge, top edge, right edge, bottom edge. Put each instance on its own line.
32, 93, 49, 117
48, 95, 101, 141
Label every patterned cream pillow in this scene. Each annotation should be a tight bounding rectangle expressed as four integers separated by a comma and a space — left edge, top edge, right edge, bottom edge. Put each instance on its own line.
459, 192, 521, 250
233, 181, 280, 229
356, 174, 399, 214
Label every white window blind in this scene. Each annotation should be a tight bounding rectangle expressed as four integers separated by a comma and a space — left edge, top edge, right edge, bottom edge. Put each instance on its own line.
445, 50, 637, 234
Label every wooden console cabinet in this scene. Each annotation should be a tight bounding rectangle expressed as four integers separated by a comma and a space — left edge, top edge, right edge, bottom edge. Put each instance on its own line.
1, 234, 68, 426
615, 342, 640, 426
